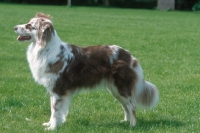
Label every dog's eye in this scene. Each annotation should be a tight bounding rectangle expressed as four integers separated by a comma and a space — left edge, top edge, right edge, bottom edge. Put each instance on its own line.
25, 24, 32, 30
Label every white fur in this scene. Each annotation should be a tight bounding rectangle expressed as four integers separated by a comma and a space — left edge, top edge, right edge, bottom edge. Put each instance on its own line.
109, 45, 120, 64
43, 93, 71, 130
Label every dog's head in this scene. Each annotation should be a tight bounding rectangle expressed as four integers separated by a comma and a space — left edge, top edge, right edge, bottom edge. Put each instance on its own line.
14, 13, 54, 46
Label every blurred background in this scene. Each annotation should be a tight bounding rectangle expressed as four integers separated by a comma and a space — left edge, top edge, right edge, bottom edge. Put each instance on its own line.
1, 0, 200, 11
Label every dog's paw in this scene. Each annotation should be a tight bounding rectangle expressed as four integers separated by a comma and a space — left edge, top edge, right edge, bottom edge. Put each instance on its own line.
44, 124, 57, 131
130, 119, 136, 127
120, 118, 130, 123
120, 120, 128, 123
42, 122, 51, 127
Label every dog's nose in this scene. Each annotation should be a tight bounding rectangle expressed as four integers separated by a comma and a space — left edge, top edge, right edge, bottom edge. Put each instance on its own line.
14, 26, 18, 31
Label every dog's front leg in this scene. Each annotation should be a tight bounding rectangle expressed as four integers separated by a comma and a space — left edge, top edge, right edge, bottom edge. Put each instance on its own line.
42, 95, 55, 127
43, 93, 71, 130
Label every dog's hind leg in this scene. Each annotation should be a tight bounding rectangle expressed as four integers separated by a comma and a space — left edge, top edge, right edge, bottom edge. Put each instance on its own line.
126, 98, 137, 127
43, 93, 71, 130
121, 102, 130, 122
119, 97, 137, 127
107, 85, 137, 126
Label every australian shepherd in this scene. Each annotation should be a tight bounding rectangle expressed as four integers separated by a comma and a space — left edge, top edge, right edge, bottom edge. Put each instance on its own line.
14, 13, 159, 130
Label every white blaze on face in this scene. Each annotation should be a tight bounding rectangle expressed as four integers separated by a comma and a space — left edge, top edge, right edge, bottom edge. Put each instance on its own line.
14, 21, 36, 42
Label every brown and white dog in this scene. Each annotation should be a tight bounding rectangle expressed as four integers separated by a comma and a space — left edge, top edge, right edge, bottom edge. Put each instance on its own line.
14, 13, 159, 130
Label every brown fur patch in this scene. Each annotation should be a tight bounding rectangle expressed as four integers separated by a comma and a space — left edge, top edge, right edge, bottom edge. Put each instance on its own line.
48, 60, 64, 74
111, 48, 137, 97
132, 59, 138, 67
25, 24, 32, 30
37, 21, 54, 47
41, 22, 54, 42
53, 45, 113, 95
117, 49, 132, 63
36, 13, 52, 20
52, 45, 138, 98
111, 60, 137, 97
38, 29, 42, 41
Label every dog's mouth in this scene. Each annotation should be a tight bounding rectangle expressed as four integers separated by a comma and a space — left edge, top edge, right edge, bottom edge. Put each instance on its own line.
17, 35, 31, 41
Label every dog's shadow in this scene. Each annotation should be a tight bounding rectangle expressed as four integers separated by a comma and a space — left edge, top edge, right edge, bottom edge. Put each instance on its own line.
75, 117, 184, 131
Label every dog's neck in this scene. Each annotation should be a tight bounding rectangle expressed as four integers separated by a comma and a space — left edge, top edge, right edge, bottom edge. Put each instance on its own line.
28, 29, 73, 65
31, 30, 62, 50
47, 30, 62, 47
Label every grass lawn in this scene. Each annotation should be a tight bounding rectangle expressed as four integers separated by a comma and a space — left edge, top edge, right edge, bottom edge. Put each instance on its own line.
0, 3, 199, 133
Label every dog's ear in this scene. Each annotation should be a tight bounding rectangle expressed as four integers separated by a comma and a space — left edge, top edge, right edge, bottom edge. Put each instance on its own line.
42, 22, 52, 32
40, 22, 54, 47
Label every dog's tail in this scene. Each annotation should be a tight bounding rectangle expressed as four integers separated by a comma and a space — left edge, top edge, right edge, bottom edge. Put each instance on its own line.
136, 80, 159, 109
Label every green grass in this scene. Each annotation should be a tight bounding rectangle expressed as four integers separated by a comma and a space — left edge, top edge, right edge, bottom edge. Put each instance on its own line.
0, 3, 200, 133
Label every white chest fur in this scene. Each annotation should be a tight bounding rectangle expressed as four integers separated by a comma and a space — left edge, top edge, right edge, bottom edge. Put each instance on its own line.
27, 43, 60, 90
26, 31, 73, 92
